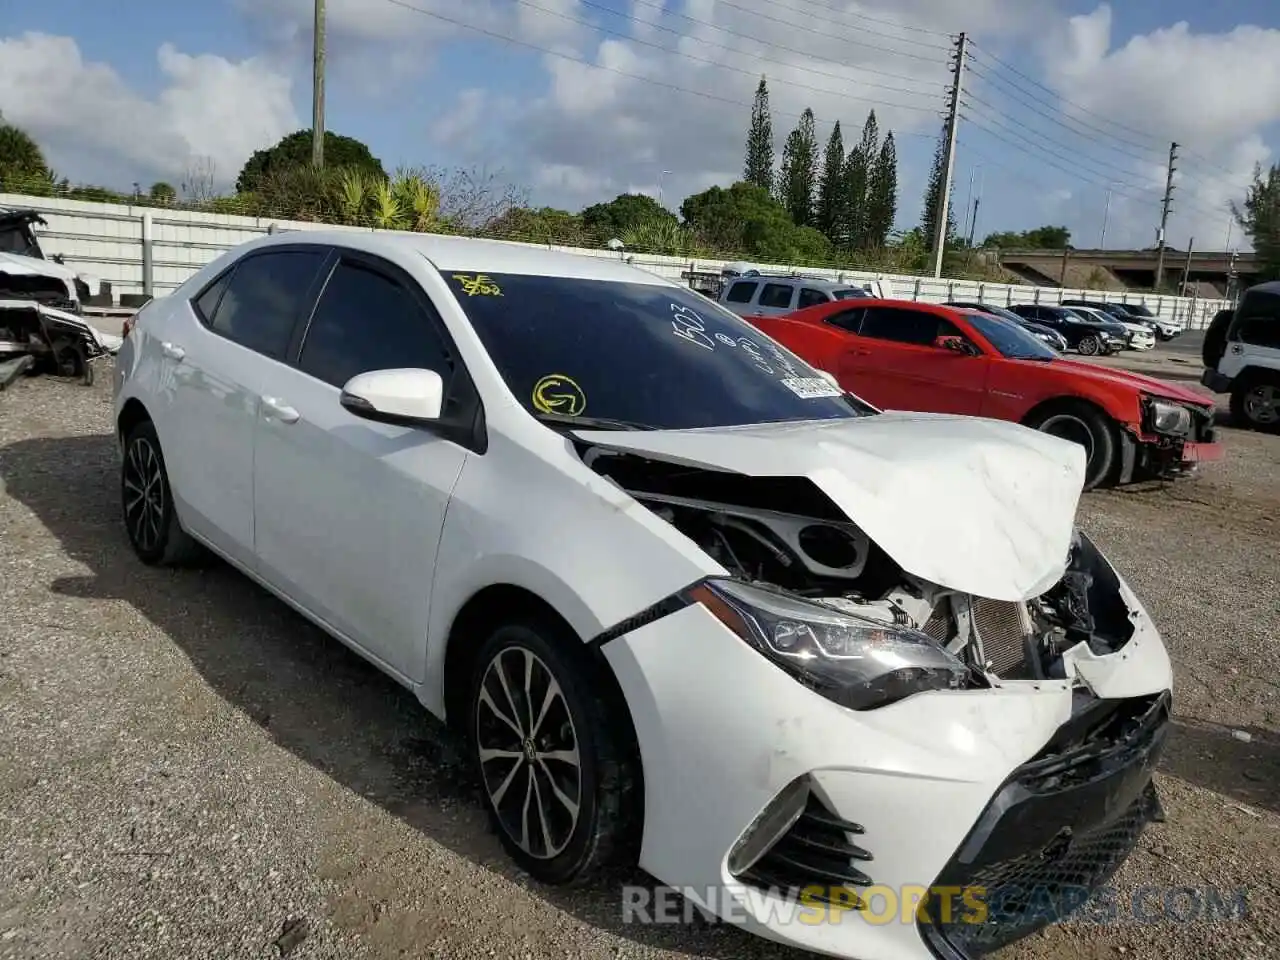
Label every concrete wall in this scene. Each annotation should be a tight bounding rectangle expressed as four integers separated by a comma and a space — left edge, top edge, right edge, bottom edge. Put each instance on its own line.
3, 192, 1233, 327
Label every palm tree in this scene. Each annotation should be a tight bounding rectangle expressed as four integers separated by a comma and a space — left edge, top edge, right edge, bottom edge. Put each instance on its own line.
0, 121, 51, 190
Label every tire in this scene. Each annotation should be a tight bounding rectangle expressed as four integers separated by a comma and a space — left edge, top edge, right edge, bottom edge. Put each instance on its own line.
1202, 309, 1234, 368
1077, 334, 1101, 356
1027, 401, 1118, 491
467, 614, 639, 885
121, 420, 205, 565
1229, 373, 1280, 434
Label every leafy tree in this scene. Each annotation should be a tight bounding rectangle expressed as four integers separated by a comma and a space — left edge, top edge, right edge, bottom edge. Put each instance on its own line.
920, 125, 955, 252
680, 180, 831, 263
778, 108, 818, 226
149, 181, 177, 204
581, 192, 676, 240
235, 129, 387, 193
487, 206, 591, 245
0, 120, 51, 190
815, 121, 845, 240
1232, 163, 1280, 281
865, 132, 898, 249
983, 225, 1072, 249
743, 76, 774, 193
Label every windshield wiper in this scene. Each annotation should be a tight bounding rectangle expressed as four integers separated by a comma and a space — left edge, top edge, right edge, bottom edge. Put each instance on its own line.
533, 411, 657, 431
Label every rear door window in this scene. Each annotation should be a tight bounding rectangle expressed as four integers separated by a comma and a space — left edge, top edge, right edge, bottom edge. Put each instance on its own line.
758, 283, 795, 309
201, 250, 327, 359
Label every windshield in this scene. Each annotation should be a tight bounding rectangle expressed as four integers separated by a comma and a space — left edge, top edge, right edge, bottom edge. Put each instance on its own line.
964, 311, 1058, 360
444, 272, 873, 430
833, 288, 868, 300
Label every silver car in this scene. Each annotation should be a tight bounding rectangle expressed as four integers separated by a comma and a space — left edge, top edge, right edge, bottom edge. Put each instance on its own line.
718, 274, 872, 317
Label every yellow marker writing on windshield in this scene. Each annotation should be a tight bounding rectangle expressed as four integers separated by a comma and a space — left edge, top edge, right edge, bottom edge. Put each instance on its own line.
532, 374, 586, 416
453, 273, 502, 296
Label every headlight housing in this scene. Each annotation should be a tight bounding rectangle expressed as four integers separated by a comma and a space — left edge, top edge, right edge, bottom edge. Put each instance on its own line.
1147, 398, 1192, 436
690, 579, 968, 710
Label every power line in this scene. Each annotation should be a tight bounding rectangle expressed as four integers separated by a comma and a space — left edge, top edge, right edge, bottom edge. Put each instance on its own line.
621, 0, 951, 74
378, 0, 946, 132
775, 0, 954, 39
527, 0, 945, 101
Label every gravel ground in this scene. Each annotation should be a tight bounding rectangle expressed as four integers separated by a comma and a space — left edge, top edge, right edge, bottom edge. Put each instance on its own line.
1, 363, 1277, 960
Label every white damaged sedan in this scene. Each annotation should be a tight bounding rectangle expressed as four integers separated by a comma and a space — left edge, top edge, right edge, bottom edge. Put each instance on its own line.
113, 232, 1172, 960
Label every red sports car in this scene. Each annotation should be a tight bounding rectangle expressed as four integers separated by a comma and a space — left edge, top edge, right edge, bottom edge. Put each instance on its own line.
747, 298, 1222, 489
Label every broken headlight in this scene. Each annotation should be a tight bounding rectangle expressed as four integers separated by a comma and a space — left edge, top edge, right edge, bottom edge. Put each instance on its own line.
1147, 398, 1192, 436
690, 578, 967, 710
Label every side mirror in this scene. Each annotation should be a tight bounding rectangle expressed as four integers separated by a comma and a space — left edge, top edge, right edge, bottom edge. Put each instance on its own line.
934, 335, 974, 355
340, 368, 444, 425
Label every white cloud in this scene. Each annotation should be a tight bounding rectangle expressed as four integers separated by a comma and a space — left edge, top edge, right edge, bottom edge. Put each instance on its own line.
0, 32, 297, 190
1040, 4, 1280, 249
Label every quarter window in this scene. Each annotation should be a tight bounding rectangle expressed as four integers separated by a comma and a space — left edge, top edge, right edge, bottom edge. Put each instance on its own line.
205, 251, 326, 359
824, 308, 865, 333
299, 260, 453, 390
724, 281, 758, 304
797, 288, 829, 309
758, 283, 795, 309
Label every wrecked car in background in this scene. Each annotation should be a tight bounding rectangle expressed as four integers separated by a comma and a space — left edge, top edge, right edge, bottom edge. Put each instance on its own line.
113, 232, 1173, 960
0, 299, 120, 386
0, 208, 111, 312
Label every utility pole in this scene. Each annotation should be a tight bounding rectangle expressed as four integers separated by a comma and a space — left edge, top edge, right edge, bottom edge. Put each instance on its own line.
1100, 187, 1112, 248
1181, 237, 1194, 294
931, 32, 967, 279
312, 0, 326, 168
1153, 141, 1177, 289
966, 196, 980, 248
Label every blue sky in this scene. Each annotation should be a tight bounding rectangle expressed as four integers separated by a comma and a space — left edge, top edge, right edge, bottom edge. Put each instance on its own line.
3, 0, 1278, 251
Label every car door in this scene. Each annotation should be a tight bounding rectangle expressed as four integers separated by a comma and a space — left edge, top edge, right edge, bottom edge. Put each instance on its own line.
843, 306, 989, 414
251, 250, 470, 681
753, 281, 798, 316
156, 246, 329, 568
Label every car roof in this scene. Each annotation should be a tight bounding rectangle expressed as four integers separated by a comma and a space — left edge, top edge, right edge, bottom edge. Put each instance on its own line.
241, 229, 677, 285
731, 275, 857, 291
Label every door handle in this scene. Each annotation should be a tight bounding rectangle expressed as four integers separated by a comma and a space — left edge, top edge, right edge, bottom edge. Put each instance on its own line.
261, 396, 300, 424
161, 342, 185, 361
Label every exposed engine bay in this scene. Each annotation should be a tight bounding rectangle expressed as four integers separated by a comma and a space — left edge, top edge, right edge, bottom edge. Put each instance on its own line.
581, 446, 1137, 685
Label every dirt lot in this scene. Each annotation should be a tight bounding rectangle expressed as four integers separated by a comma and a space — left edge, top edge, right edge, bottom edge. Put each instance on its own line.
1, 364, 1277, 960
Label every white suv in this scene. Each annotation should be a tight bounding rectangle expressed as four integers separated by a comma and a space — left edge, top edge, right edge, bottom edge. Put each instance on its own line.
1201, 281, 1280, 432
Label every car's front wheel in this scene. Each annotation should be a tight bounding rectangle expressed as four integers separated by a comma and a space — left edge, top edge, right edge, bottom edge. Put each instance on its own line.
1230, 374, 1280, 434
1077, 334, 1102, 356
1026, 401, 1118, 490
121, 420, 203, 565
467, 615, 639, 885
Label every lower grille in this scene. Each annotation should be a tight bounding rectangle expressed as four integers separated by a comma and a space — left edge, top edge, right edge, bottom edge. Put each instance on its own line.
970, 598, 1036, 679
738, 794, 873, 906
919, 692, 1169, 958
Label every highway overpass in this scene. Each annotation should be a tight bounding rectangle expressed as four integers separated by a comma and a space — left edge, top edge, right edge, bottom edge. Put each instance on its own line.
995, 248, 1259, 295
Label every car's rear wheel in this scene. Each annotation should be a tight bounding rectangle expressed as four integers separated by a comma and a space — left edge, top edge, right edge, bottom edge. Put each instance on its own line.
1230, 374, 1280, 434
1027, 401, 1118, 490
467, 615, 639, 885
121, 420, 203, 565
1077, 334, 1101, 356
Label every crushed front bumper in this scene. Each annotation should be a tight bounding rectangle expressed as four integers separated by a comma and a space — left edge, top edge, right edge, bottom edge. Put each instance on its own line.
600, 585, 1173, 960
919, 691, 1170, 958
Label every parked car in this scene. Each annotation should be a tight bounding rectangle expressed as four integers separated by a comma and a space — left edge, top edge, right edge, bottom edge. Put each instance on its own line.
0, 208, 111, 311
1061, 299, 1179, 341
748, 298, 1220, 490
1066, 306, 1155, 351
1008, 304, 1128, 355
1201, 281, 1280, 432
113, 231, 1174, 960
943, 301, 1068, 351
719, 273, 874, 317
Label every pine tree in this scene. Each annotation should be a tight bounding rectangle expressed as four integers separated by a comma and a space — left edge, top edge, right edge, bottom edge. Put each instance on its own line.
865, 132, 898, 248
815, 121, 845, 240
778, 108, 818, 226
743, 76, 774, 193
840, 146, 868, 249
921, 125, 955, 252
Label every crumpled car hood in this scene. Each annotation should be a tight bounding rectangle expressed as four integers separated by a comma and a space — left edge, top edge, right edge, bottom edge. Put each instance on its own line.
0, 251, 79, 282
574, 412, 1086, 602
